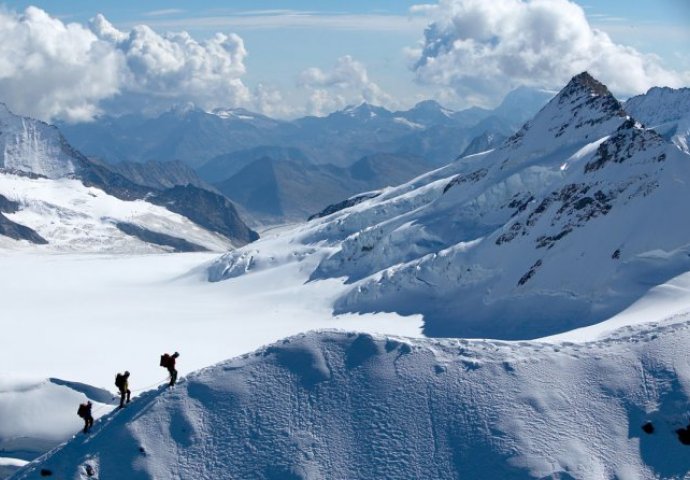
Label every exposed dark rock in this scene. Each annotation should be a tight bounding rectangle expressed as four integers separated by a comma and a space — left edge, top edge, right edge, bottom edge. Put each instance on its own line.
0, 212, 48, 244
443, 168, 488, 194
507, 194, 534, 217
676, 423, 690, 445
309, 192, 381, 220
641, 422, 654, 434
495, 222, 524, 245
536, 228, 573, 249
517, 259, 543, 286
585, 120, 666, 173
115, 222, 208, 252
0, 193, 20, 213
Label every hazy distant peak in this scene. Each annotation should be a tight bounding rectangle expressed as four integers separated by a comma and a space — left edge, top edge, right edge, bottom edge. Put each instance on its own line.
340, 102, 390, 118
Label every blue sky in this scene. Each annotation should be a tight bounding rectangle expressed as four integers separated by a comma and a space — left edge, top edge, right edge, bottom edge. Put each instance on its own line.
0, 1, 688, 120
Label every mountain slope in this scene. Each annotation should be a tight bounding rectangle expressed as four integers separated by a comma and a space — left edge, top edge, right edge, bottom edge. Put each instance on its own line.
101, 159, 212, 191
328, 74, 690, 338
0, 172, 237, 252
0, 106, 257, 251
215, 153, 429, 225
209, 72, 690, 340
14, 324, 690, 479
198, 146, 312, 184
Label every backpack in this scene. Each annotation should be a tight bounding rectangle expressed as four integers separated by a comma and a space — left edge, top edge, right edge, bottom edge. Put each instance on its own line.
160, 353, 171, 369
115, 373, 124, 389
77, 403, 88, 418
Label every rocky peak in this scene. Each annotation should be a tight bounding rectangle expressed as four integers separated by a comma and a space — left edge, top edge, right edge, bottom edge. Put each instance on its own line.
568, 72, 611, 97
504, 73, 626, 153
552, 72, 625, 117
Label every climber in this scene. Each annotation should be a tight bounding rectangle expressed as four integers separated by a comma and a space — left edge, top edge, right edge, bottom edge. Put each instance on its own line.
160, 352, 180, 386
115, 371, 131, 408
77, 401, 94, 433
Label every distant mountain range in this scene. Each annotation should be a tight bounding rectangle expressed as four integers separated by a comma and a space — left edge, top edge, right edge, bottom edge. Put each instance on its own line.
0, 104, 257, 252
57, 87, 555, 225
60, 87, 554, 169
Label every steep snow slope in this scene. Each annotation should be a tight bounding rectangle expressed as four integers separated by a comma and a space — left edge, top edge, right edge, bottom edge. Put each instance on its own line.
0, 104, 77, 179
14, 323, 690, 479
0, 378, 113, 478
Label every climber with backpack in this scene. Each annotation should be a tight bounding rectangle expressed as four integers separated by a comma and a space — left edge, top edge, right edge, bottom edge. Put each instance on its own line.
115, 371, 131, 408
160, 352, 180, 386
77, 401, 93, 433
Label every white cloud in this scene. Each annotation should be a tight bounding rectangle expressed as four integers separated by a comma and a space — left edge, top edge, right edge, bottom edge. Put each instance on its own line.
299, 55, 394, 116
411, 0, 690, 106
251, 83, 295, 118
0, 7, 123, 122
142, 9, 187, 18
0, 7, 251, 122
90, 15, 251, 109
132, 12, 428, 33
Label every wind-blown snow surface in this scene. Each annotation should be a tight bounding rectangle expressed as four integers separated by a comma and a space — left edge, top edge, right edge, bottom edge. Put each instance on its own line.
14, 326, 690, 479
210, 73, 690, 340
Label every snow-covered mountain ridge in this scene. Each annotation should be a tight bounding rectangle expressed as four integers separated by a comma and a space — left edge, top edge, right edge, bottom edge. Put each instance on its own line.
0, 105, 257, 252
14, 321, 690, 479
211, 72, 690, 339
626, 86, 690, 154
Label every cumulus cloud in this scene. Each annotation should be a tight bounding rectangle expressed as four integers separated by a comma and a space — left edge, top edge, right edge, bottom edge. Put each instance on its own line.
251, 83, 294, 118
90, 15, 250, 108
0, 7, 123, 122
299, 55, 393, 116
410, 0, 690, 106
0, 7, 250, 122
